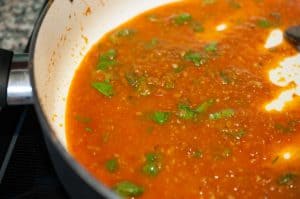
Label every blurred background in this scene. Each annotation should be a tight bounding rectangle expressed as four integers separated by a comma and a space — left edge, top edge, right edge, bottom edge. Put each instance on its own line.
0, 0, 45, 52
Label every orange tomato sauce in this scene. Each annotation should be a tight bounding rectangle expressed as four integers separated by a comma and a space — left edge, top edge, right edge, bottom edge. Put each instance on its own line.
66, 0, 300, 198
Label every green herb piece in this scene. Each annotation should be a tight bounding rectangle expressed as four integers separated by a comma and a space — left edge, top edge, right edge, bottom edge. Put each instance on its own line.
192, 150, 203, 158
222, 148, 232, 158
177, 104, 197, 120
204, 42, 218, 52
173, 13, 192, 25
85, 127, 93, 133
183, 51, 204, 67
109, 29, 136, 44
75, 115, 91, 123
164, 80, 175, 89
177, 99, 214, 120
125, 72, 140, 88
96, 49, 117, 71
142, 152, 161, 176
214, 147, 232, 160
228, 0, 241, 9
275, 123, 291, 133
92, 81, 114, 97
277, 173, 297, 186
191, 21, 205, 32
102, 132, 111, 143
142, 162, 160, 176
275, 120, 298, 133
231, 129, 245, 139
147, 14, 159, 22
222, 129, 246, 140
272, 156, 279, 164
253, 0, 263, 3
102, 71, 113, 82
151, 112, 170, 125
116, 28, 136, 37
145, 38, 159, 49
202, 0, 216, 5
173, 64, 185, 73
125, 72, 151, 96
113, 181, 144, 197
146, 126, 154, 134
195, 99, 215, 113
257, 19, 271, 28
209, 108, 235, 120
105, 158, 119, 173
220, 71, 232, 84
145, 152, 159, 163
137, 79, 151, 96
270, 12, 281, 26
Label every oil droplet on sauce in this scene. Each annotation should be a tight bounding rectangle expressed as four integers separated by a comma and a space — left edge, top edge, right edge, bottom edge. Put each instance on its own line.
265, 54, 300, 111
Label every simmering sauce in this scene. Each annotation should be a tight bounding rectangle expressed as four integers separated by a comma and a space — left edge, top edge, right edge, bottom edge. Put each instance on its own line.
66, 0, 300, 198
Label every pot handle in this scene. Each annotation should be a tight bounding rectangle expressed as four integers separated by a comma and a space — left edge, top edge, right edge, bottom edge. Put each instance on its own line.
0, 49, 33, 109
0, 49, 13, 109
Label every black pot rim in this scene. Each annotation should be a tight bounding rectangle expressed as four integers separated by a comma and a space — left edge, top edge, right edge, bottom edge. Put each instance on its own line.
28, 1, 117, 198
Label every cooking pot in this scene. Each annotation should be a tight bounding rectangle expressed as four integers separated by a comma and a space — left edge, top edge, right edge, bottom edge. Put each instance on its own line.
0, 0, 180, 198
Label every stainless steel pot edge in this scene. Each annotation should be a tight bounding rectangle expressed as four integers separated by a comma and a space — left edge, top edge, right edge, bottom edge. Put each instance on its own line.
7, 53, 33, 106
28, 1, 118, 198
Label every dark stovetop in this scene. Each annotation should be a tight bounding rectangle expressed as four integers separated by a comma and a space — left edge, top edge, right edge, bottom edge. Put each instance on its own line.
0, 106, 68, 199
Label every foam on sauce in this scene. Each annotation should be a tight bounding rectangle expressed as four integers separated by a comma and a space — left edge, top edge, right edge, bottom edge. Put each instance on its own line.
265, 54, 300, 111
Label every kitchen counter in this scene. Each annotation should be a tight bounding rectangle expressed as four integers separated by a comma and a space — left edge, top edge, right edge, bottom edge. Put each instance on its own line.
0, 0, 45, 52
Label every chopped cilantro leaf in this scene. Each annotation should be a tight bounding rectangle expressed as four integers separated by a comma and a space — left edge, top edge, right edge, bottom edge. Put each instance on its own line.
75, 115, 91, 123
183, 51, 205, 67
105, 158, 119, 173
147, 14, 159, 22
177, 104, 197, 120
204, 42, 218, 52
116, 28, 136, 37
222, 129, 246, 140
195, 99, 215, 113
177, 100, 215, 120
151, 111, 170, 125
85, 127, 93, 133
92, 81, 114, 97
145, 38, 159, 49
228, 0, 241, 9
222, 148, 232, 158
220, 71, 232, 84
192, 150, 203, 158
274, 120, 298, 133
145, 152, 159, 163
126, 72, 139, 88
257, 19, 271, 28
125, 72, 151, 96
202, 0, 216, 5
142, 162, 160, 176
173, 13, 192, 25
272, 156, 279, 164
113, 181, 144, 197
209, 108, 235, 120
277, 173, 297, 186
96, 49, 117, 71
142, 152, 161, 176
173, 64, 185, 73
191, 21, 205, 32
